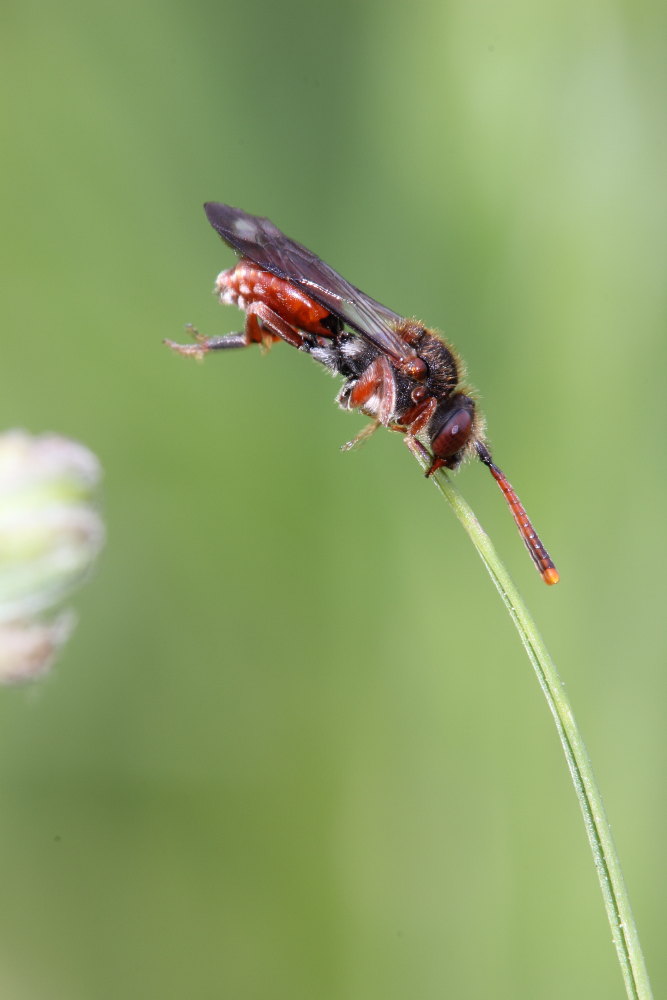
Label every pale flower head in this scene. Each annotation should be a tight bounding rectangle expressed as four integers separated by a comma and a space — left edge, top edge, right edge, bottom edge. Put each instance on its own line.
0, 430, 104, 683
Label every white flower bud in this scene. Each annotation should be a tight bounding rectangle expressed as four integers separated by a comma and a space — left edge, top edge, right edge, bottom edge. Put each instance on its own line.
0, 431, 104, 683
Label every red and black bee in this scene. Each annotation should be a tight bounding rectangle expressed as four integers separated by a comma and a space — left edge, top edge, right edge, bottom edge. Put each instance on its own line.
166, 203, 559, 585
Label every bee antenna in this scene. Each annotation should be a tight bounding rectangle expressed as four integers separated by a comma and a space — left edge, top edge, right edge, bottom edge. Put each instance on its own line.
476, 442, 559, 585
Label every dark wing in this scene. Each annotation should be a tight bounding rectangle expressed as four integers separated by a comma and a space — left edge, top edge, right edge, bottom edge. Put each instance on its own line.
204, 203, 414, 361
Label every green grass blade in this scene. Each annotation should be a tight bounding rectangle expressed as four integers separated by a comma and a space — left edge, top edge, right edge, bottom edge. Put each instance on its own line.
408, 443, 652, 1000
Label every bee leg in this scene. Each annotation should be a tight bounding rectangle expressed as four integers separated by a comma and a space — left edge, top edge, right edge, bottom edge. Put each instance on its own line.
340, 420, 381, 452
403, 395, 438, 435
344, 357, 396, 425
164, 322, 250, 359
389, 396, 444, 477
403, 435, 432, 463
244, 301, 312, 351
397, 396, 445, 475
165, 314, 268, 358
165, 303, 310, 360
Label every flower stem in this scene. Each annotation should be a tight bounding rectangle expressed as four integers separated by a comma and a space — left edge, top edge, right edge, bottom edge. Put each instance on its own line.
407, 441, 653, 1000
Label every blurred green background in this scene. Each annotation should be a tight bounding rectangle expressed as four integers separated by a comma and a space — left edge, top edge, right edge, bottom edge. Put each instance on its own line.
1, 0, 666, 996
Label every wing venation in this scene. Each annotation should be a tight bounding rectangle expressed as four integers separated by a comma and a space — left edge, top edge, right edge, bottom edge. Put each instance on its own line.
204, 202, 413, 361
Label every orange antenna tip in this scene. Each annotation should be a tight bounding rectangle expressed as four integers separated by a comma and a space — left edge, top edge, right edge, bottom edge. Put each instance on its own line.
476, 442, 558, 587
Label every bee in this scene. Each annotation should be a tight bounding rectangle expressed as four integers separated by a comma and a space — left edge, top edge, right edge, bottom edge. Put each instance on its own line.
166, 203, 558, 585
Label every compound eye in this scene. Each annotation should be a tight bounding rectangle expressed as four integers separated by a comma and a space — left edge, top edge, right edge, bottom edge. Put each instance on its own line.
431, 407, 474, 459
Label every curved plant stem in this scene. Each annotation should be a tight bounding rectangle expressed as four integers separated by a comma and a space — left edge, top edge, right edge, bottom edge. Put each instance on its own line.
407, 441, 653, 1000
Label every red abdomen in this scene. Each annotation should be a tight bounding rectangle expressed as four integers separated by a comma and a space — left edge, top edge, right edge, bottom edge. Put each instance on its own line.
215, 260, 335, 338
